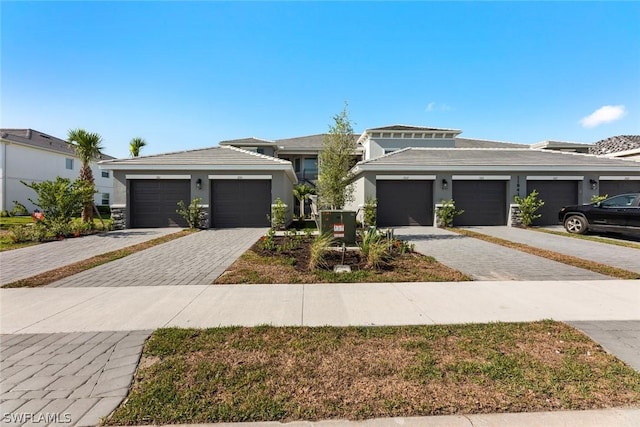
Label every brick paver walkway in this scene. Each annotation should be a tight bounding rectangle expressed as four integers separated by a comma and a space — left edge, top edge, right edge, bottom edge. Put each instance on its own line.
395, 227, 610, 281
46, 228, 266, 287
0, 229, 178, 285
0, 330, 150, 426
469, 226, 640, 274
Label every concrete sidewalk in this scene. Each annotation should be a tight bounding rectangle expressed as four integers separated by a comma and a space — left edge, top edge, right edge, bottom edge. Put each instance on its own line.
152, 408, 640, 427
0, 228, 178, 285
3, 280, 638, 333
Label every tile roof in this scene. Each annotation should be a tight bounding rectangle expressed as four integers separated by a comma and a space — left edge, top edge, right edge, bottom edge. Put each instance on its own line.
354, 148, 640, 171
0, 128, 114, 160
100, 145, 292, 167
455, 137, 528, 149
275, 134, 360, 151
219, 137, 276, 146
366, 124, 462, 133
590, 135, 640, 155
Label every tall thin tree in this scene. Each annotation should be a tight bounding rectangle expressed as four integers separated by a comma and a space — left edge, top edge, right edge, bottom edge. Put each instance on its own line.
129, 137, 147, 157
67, 128, 104, 223
317, 102, 356, 209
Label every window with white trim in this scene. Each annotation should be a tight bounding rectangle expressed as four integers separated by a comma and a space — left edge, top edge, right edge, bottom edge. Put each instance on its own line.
65, 158, 74, 170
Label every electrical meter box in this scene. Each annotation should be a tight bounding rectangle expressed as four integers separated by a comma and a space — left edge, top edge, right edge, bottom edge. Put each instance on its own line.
319, 210, 357, 244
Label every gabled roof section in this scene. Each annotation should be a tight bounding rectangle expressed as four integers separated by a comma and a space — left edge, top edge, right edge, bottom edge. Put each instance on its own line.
352, 147, 640, 173
530, 140, 593, 150
367, 124, 462, 133
455, 137, 528, 149
1, 128, 114, 160
590, 135, 640, 155
275, 133, 361, 152
219, 137, 276, 147
101, 145, 291, 167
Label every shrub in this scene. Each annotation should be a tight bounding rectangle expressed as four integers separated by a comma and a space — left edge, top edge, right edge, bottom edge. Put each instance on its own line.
359, 227, 391, 269
308, 232, 334, 271
363, 198, 377, 227
514, 190, 545, 227
10, 201, 29, 216
268, 198, 287, 230
591, 194, 609, 204
436, 199, 464, 227
258, 228, 276, 251
176, 198, 206, 229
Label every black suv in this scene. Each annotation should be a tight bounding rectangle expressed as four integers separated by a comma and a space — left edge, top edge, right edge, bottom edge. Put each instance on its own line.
558, 193, 640, 235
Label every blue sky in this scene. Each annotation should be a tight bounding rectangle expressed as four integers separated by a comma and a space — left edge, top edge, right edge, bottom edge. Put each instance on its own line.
2, 1, 639, 158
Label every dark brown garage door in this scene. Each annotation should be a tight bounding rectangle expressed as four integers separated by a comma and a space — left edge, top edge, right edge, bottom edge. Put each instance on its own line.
599, 180, 640, 198
376, 180, 433, 226
130, 180, 190, 228
453, 180, 507, 226
526, 180, 578, 226
211, 179, 271, 227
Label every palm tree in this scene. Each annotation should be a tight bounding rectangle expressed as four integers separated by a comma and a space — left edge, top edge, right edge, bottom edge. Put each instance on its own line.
293, 184, 315, 218
129, 137, 147, 157
68, 128, 104, 223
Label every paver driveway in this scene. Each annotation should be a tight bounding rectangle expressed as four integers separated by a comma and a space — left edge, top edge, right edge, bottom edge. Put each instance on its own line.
469, 226, 640, 274
395, 227, 610, 281
1, 331, 150, 427
0, 228, 178, 286
46, 228, 266, 287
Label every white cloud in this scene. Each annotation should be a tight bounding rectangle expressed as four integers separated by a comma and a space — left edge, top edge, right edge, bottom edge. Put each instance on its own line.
425, 102, 452, 112
580, 105, 626, 128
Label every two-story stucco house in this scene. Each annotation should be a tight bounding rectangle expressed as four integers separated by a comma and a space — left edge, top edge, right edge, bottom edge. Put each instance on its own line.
100, 124, 640, 229
0, 129, 115, 213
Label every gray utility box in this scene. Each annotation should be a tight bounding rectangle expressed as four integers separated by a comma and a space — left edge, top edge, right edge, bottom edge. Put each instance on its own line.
319, 210, 357, 244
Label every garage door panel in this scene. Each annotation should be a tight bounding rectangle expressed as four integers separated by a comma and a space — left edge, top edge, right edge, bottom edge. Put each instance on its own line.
600, 181, 640, 197
526, 180, 578, 226
377, 180, 433, 226
130, 180, 190, 228
211, 180, 271, 228
453, 181, 507, 226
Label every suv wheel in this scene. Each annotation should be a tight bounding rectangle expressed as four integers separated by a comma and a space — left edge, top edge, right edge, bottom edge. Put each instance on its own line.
564, 215, 587, 234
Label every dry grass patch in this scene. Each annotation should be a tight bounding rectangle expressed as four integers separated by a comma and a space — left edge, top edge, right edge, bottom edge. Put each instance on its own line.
2, 230, 195, 288
106, 321, 640, 425
451, 228, 640, 280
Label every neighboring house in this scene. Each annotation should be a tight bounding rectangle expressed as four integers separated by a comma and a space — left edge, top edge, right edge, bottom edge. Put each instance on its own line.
0, 129, 115, 213
100, 124, 640, 229
590, 135, 640, 161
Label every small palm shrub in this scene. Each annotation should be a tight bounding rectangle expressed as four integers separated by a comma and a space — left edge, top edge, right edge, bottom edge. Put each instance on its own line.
514, 190, 545, 227
437, 199, 464, 227
591, 194, 609, 204
176, 198, 206, 229
363, 198, 377, 227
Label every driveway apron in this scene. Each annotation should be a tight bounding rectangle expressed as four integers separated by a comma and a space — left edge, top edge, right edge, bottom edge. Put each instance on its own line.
394, 226, 610, 281
468, 226, 640, 274
46, 228, 266, 287
0, 228, 178, 286
0, 331, 150, 427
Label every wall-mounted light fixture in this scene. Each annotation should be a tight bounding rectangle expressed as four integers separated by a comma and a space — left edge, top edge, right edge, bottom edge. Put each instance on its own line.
589, 179, 597, 190
196, 178, 202, 190
442, 178, 448, 190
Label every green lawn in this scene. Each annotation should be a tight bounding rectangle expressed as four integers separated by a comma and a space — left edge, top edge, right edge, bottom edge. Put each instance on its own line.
106, 321, 640, 425
0, 216, 32, 229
